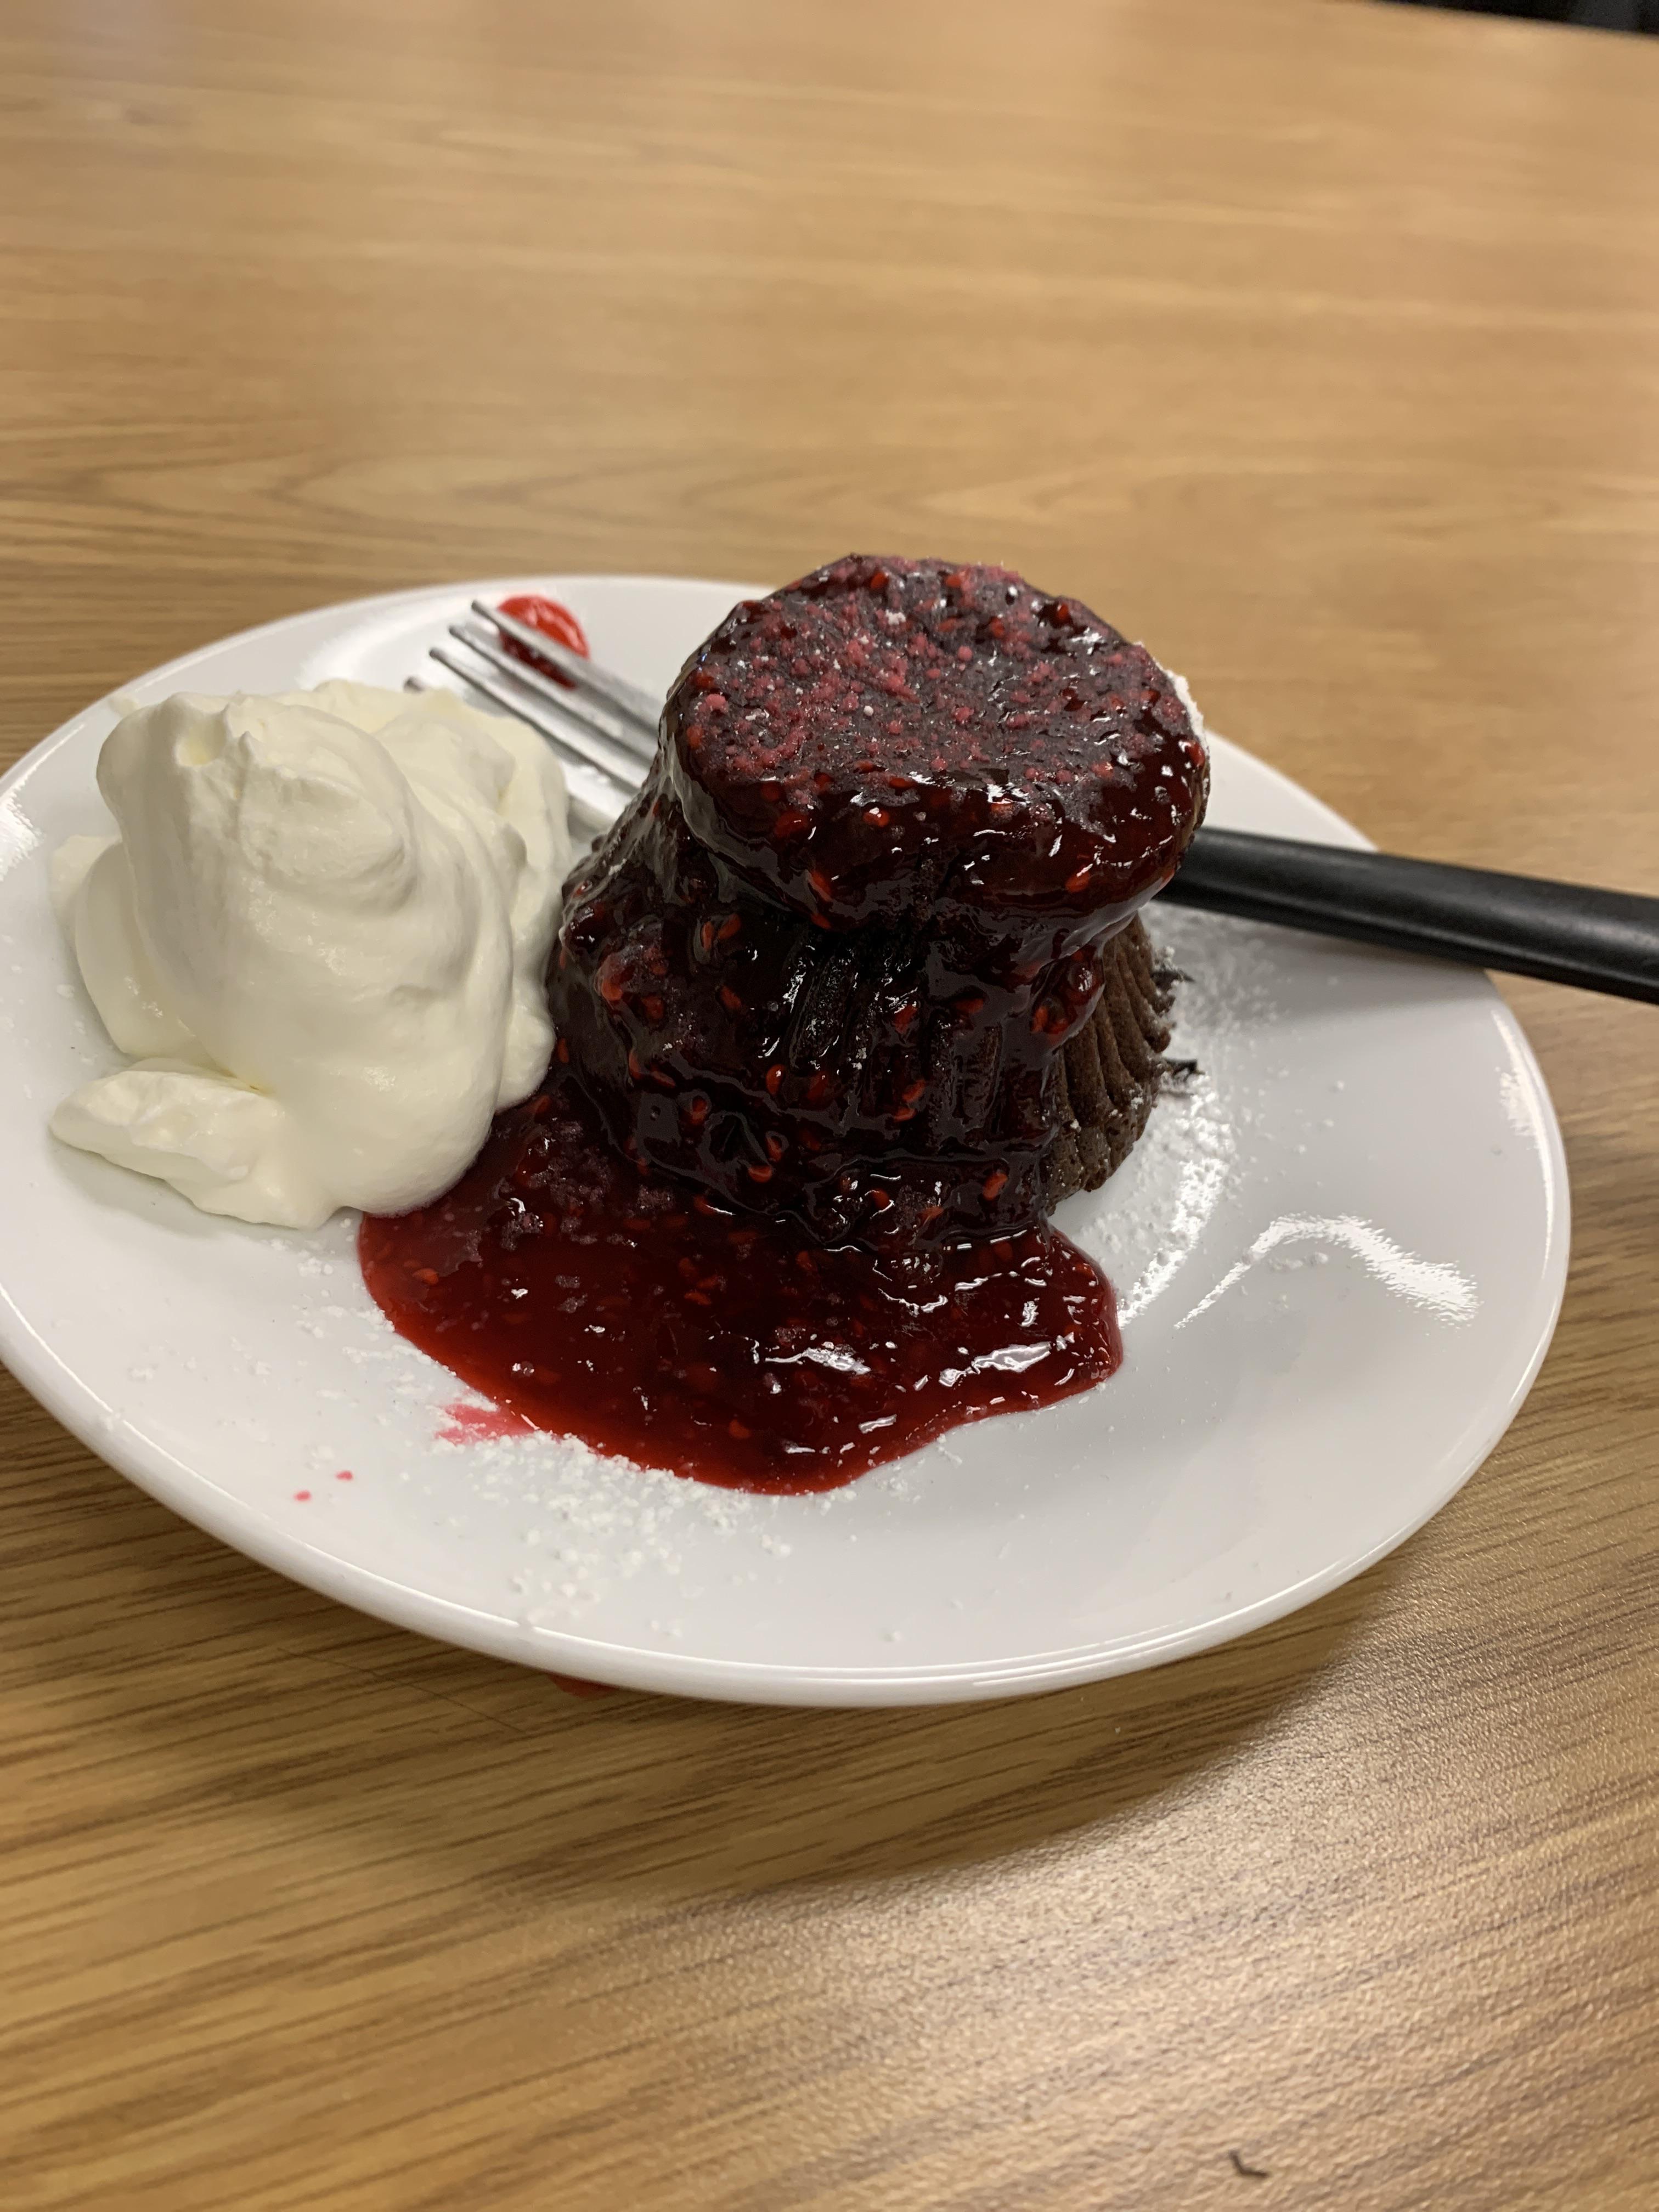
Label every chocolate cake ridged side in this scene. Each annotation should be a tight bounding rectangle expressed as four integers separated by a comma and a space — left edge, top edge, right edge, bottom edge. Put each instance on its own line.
1043, 918, 1175, 1209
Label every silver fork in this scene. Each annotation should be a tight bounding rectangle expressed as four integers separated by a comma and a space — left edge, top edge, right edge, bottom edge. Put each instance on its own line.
410, 599, 656, 810
411, 596, 1659, 1002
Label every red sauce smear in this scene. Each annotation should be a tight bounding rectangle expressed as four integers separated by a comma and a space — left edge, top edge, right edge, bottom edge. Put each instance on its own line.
360, 1075, 1119, 1493
549, 1673, 616, 1700
436, 1401, 532, 1445
497, 593, 590, 682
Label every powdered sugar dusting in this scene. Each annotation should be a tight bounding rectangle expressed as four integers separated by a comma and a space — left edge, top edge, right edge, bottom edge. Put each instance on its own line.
1063, 906, 1269, 1324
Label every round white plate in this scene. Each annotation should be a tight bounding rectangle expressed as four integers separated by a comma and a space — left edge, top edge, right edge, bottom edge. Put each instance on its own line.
0, 578, 1568, 1705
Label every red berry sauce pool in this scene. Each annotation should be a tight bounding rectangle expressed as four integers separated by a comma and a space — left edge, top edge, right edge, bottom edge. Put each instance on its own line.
360, 1072, 1119, 1494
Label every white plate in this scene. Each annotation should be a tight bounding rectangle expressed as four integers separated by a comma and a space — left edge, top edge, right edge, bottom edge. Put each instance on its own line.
0, 578, 1568, 1706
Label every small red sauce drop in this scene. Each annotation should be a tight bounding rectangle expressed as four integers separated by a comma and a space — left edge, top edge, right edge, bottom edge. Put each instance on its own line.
334, 1469, 354, 1482
294, 1489, 312, 1502
436, 1400, 535, 1445
549, 1674, 617, 1700
496, 594, 590, 685
359, 1076, 1120, 1494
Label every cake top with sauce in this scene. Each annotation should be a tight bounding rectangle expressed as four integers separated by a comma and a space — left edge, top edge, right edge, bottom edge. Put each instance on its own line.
664, 554, 1209, 934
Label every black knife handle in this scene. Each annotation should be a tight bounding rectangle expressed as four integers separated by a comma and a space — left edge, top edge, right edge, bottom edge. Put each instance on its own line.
1160, 828, 1659, 1004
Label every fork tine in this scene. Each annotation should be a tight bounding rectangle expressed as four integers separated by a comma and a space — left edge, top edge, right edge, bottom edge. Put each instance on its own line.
429, 647, 646, 795
474, 601, 662, 738
408, 675, 620, 830
446, 621, 657, 766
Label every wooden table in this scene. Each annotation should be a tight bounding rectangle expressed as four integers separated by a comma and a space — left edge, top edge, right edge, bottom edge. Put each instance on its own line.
3, 2, 1655, 2204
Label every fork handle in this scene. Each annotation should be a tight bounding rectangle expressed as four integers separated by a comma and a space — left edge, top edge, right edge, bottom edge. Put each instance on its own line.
1160, 829, 1659, 1004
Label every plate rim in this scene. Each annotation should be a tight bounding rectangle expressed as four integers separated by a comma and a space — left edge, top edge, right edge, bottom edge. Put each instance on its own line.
0, 576, 1572, 1705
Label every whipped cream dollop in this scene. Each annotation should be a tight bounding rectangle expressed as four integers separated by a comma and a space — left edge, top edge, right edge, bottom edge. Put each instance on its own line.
49, 680, 573, 1228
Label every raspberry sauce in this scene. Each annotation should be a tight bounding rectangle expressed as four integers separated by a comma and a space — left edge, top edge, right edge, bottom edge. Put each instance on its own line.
359, 1073, 1119, 1493
496, 594, 590, 680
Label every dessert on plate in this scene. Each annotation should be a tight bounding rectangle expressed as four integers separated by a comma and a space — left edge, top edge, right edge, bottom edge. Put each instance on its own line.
552, 556, 1204, 1245
363, 558, 1209, 1487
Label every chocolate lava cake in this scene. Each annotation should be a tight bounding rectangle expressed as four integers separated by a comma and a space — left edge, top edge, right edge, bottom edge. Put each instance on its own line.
548, 556, 1208, 1246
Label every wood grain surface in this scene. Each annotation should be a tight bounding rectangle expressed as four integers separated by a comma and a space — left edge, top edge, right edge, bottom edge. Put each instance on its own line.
2, 2, 1656, 2205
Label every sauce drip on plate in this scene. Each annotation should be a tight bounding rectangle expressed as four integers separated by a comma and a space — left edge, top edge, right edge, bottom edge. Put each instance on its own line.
360, 1074, 1119, 1493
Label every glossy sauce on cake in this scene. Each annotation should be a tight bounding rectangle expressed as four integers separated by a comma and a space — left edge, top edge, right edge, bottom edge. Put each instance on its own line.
550, 558, 1204, 1247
